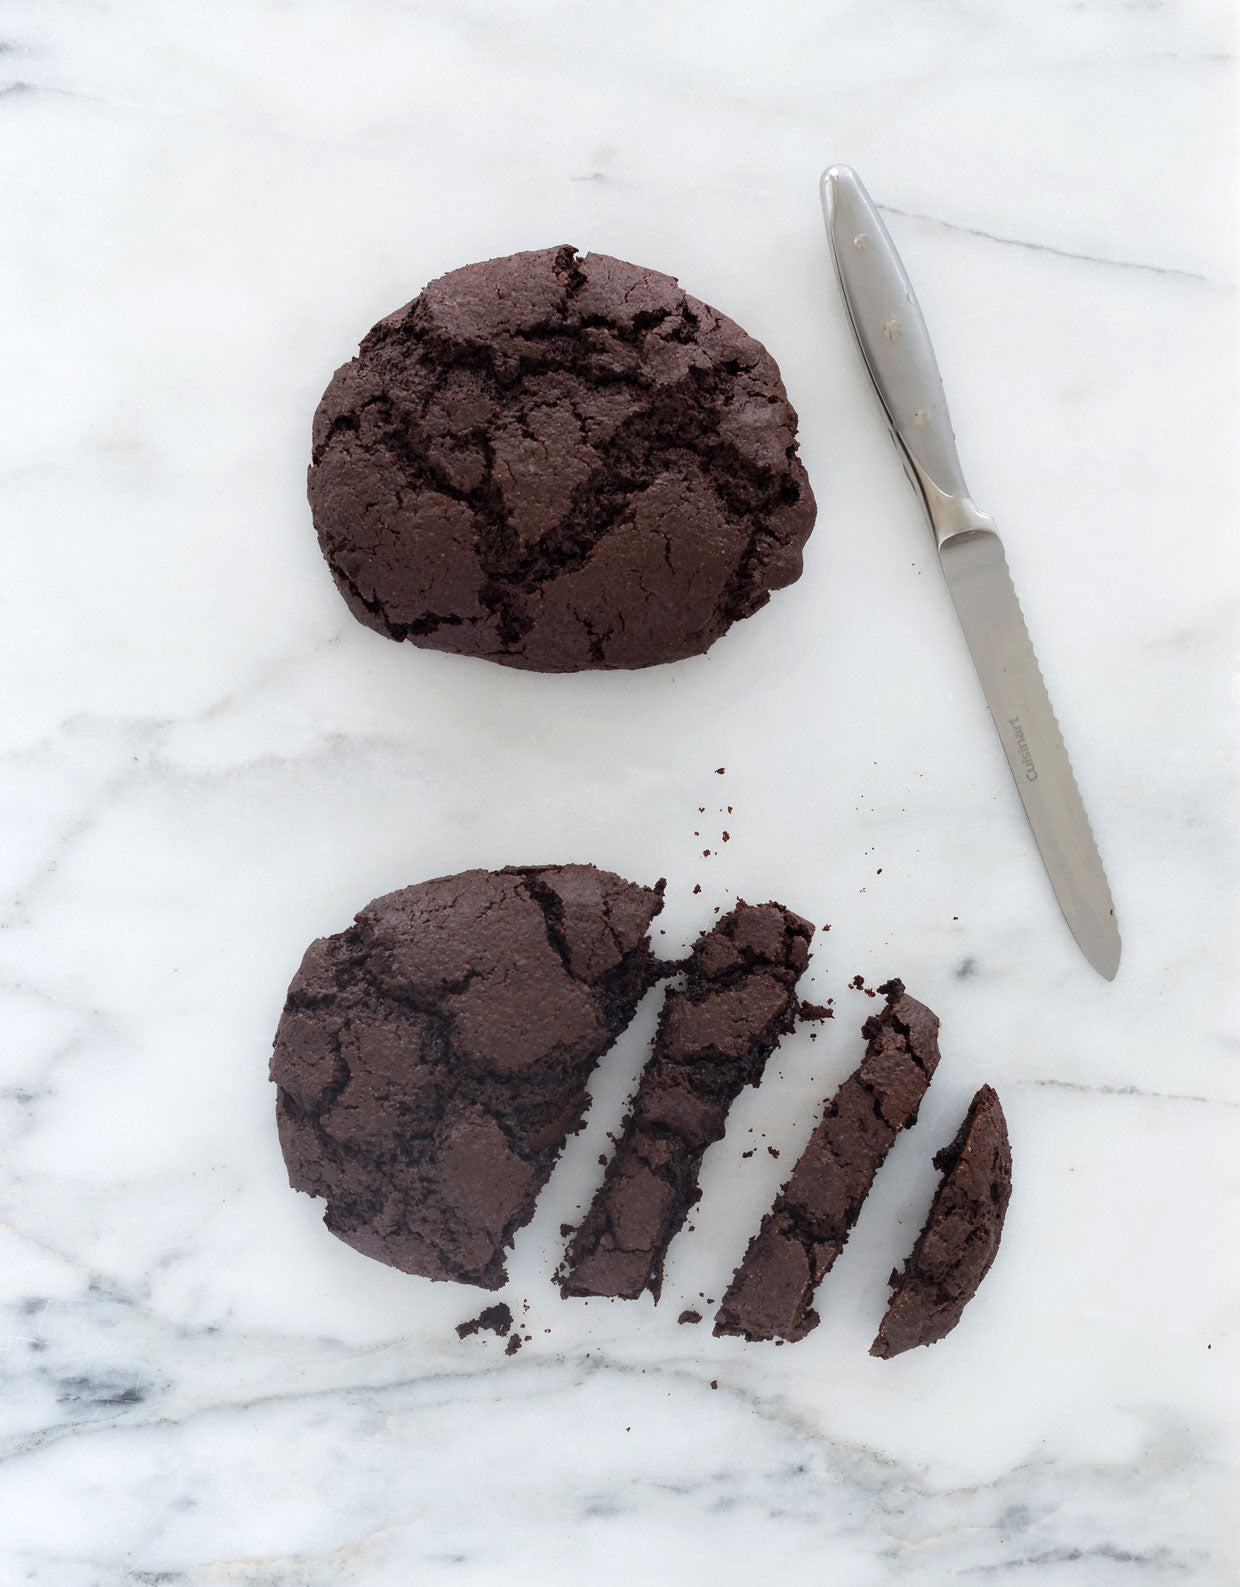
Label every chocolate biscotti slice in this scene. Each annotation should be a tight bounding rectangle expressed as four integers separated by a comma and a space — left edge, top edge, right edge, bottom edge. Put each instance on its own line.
560, 901, 814, 1302
871, 1084, 1011, 1358
270, 864, 664, 1289
713, 980, 941, 1342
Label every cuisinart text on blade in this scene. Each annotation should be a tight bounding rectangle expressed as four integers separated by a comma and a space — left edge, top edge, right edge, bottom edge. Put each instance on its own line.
820, 165, 1120, 980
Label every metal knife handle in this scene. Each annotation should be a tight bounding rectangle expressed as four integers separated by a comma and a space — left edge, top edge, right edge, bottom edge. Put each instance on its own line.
821, 165, 993, 545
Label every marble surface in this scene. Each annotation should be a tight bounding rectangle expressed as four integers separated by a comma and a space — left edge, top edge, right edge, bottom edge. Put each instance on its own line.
1, 2, 1237, 1582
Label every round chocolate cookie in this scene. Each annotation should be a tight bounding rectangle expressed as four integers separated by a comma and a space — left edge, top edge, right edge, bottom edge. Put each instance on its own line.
270, 864, 665, 1289
309, 246, 816, 671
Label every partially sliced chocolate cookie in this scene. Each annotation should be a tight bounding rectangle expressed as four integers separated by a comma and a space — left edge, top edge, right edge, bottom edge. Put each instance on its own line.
871, 1084, 1011, 1358
713, 980, 941, 1343
560, 901, 814, 1302
270, 864, 664, 1289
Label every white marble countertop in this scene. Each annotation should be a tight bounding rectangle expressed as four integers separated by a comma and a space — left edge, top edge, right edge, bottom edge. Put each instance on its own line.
1, 3, 1236, 1583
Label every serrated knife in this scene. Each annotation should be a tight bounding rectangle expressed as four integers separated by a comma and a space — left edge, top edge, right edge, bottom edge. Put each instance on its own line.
821, 165, 1119, 979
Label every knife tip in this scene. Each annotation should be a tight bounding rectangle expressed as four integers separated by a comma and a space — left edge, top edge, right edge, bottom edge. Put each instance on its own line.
1086, 925, 1121, 982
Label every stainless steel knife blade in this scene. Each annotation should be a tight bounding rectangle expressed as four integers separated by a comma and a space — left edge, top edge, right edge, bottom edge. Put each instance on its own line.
820, 164, 1120, 979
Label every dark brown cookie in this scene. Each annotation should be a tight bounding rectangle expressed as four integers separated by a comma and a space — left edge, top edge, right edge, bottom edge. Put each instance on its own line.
309, 246, 816, 671
871, 1084, 1011, 1358
713, 980, 941, 1343
270, 864, 664, 1289
560, 901, 814, 1302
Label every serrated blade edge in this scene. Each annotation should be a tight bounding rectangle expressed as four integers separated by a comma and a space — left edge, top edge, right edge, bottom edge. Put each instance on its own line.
940, 529, 1120, 979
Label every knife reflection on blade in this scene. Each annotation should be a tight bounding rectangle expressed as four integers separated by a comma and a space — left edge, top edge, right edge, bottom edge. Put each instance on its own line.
821, 165, 1120, 979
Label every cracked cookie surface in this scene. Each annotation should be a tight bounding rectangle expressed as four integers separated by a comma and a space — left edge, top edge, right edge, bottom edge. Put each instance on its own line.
308, 246, 817, 671
560, 900, 814, 1302
714, 979, 941, 1343
270, 864, 664, 1288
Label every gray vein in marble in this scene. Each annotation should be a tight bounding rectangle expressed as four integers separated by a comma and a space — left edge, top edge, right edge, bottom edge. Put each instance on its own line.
960, 1543, 1189, 1574
0, 1248, 1227, 1578
1143, 51, 1234, 64
4, 801, 132, 932
1025, 1077, 1239, 1110
0, 1026, 93, 1144
0, 640, 346, 931
877, 203, 1209, 283
1, 739, 158, 930
0, 81, 101, 102
5, 1351, 1219, 1582
196, 629, 348, 723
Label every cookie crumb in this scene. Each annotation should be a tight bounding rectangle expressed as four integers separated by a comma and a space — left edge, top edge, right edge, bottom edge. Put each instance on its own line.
678, 1310, 702, 1325
456, 1303, 513, 1340
505, 1334, 522, 1356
